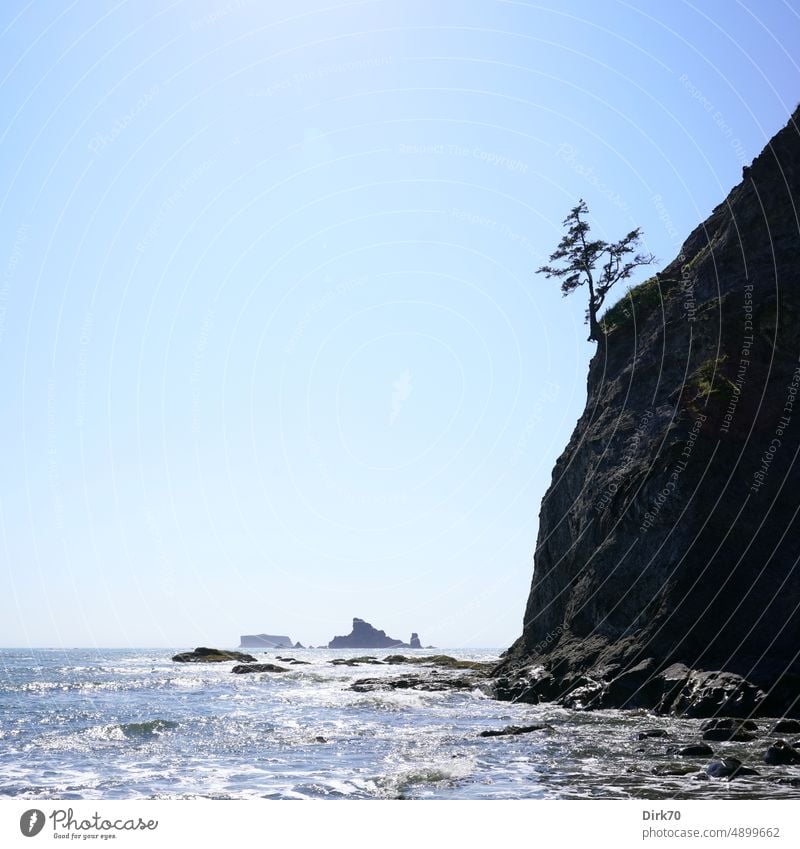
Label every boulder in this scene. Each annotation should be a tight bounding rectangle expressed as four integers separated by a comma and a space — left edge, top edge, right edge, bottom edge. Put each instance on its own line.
706, 758, 759, 779
763, 740, 800, 765
702, 727, 757, 742
678, 743, 714, 757
230, 663, 289, 674
771, 719, 800, 735
172, 647, 257, 663
638, 728, 669, 740
478, 724, 549, 737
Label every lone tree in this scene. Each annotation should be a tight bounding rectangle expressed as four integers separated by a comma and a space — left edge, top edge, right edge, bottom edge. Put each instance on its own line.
537, 200, 655, 342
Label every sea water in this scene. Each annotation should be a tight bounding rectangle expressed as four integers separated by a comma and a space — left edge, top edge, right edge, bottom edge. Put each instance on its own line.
0, 648, 797, 799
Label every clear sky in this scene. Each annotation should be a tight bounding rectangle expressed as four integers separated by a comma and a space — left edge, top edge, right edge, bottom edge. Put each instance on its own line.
0, 0, 798, 649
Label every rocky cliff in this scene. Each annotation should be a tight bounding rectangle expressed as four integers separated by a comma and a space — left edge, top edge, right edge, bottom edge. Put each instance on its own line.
495, 107, 800, 717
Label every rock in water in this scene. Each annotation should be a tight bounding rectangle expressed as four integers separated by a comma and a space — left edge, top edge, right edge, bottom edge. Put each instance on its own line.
678, 744, 714, 757
771, 719, 800, 734
763, 740, 800, 765
172, 647, 257, 663
494, 106, 800, 718
638, 728, 669, 739
230, 663, 289, 674
328, 618, 405, 649
706, 758, 759, 779
409, 633, 422, 649
478, 724, 549, 737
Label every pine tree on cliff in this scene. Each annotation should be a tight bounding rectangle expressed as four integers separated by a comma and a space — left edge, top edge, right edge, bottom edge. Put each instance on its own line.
537, 200, 655, 342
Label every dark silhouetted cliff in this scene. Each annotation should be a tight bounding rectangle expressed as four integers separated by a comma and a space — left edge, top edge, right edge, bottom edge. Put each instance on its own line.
495, 107, 800, 717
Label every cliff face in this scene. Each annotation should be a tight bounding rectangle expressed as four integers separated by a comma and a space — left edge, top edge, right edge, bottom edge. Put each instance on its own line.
496, 107, 800, 717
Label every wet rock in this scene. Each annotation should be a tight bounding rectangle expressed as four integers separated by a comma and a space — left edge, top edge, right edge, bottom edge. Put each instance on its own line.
383, 654, 494, 672
478, 724, 549, 738
230, 663, 289, 674
701, 717, 758, 732
678, 743, 714, 757
771, 719, 800, 734
652, 764, 700, 777
638, 728, 669, 740
276, 656, 310, 665
350, 676, 477, 693
763, 740, 800, 765
329, 656, 383, 666
706, 758, 760, 779
172, 647, 257, 663
314, 736, 327, 743
702, 727, 757, 742
701, 719, 758, 741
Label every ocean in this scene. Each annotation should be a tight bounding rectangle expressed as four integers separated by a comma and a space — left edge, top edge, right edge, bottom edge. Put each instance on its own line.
0, 648, 796, 800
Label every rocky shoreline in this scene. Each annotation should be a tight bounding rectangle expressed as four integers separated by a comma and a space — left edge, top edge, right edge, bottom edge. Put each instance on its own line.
169, 645, 800, 787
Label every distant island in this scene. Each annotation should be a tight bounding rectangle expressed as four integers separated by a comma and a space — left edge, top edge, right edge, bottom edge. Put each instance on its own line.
328, 618, 424, 649
239, 634, 294, 648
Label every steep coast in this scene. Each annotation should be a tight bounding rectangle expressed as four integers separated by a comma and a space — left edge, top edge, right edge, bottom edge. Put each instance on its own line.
495, 107, 800, 718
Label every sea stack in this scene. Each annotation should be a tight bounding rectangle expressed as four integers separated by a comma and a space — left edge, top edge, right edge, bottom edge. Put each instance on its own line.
409, 633, 422, 649
328, 618, 405, 649
495, 106, 800, 718
239, 634, 293, 648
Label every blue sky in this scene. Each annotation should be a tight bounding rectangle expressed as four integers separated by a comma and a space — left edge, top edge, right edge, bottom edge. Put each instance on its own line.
1, 0, 798, 648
